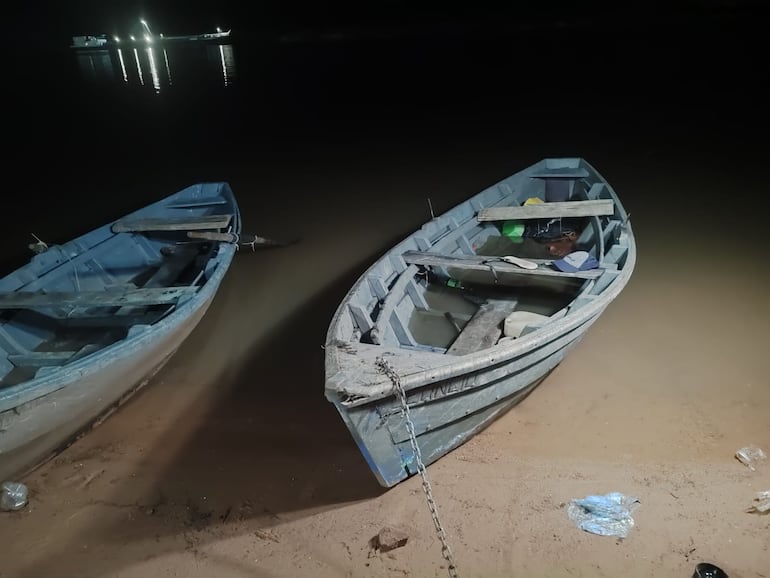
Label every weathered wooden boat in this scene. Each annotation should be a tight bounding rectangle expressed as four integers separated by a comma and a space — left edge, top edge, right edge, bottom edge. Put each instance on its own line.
0, 182, 242, 481
324, 158, 636, 487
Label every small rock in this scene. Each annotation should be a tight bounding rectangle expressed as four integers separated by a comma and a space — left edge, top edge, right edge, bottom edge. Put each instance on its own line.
374, 525, 410, 552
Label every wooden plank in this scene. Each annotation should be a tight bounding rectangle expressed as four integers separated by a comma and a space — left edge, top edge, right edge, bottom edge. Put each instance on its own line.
111, 246, 199, 318
0, 287, 196, 310
348, 304, 374, 334
56, 312, 164, 327
167, 198, 227, 208
446, 298, 518, 356
8, 351, 78, 367
0, 326, 26, 354
187, 231, 236, 242
369, 265, 419, 345
68, 343, 104, 363
144, 246, 199, 288
402, 251, 603, 280
477, 199, 614, 221
529, 167, 589, 179
112, 214, 232, 232
8, 343, 104, 368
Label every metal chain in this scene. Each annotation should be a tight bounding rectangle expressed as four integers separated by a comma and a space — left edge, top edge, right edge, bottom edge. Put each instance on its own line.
376, 357, 460, 578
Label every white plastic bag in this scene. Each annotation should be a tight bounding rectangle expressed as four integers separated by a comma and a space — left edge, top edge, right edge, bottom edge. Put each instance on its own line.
567, 492, 640, 538
1, 481, 28, 511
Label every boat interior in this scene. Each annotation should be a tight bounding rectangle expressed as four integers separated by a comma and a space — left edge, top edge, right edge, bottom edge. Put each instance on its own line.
335, 159, 632, 356
0, 193, 235, 389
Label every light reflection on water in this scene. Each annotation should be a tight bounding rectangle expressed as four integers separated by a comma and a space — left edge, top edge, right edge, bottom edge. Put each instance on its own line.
74, 44, 236, 93
217, 44, 234, 87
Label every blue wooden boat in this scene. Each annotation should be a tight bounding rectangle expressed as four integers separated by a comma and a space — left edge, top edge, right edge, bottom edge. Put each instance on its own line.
0, 182, 241, 481
325, 158, 636, 487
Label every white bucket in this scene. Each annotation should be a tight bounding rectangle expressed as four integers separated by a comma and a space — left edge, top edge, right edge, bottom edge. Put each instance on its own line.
503, 311, 550, 338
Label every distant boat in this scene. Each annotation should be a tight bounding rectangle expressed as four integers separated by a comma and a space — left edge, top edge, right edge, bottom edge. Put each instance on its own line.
70, 34, 110, 50
0, 182, 242, 481
70, 28, 232, 51
324, 157, 636, 487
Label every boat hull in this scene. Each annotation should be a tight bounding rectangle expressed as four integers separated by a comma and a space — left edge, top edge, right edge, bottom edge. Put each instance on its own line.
324, 157, 635, 487
0, 286, 216, 481
330, 308, 603, 487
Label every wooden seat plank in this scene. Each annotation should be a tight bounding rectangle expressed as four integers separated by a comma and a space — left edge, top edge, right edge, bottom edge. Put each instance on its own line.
112, 214, 232, 232
167, 198, 227, 209
55, 312, 164, 327
0, 286, 196, 310
529, 167, 590, 179
477, 199, 613, 221
402, 250, 603, 280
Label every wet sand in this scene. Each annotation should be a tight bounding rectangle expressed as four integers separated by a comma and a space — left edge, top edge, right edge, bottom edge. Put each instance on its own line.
1, 133, 768, 578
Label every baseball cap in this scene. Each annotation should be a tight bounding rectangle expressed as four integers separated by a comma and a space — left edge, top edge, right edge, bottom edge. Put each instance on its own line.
552, 251, 599, 272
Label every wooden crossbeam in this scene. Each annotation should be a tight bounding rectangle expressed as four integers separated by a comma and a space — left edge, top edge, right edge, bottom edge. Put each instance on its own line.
0, 286, 196, 310
8, 351, 78, 368
402, 251, 603, 280
8, 343, 104, 368
529, 167, 589, 179
167, 198, 227, 209
477, 199, 614, 221
112, 214, 232, 232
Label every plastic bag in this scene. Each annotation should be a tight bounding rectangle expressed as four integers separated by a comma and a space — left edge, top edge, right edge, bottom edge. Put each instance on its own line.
1, 481, 29, 511
567, 492, 640, 538
735, 445, 766, 470
746, 490, 770, 514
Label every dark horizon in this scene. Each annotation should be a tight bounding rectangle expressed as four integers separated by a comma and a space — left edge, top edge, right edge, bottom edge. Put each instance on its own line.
6, 0, 765, 265
22, 0, 770, 44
